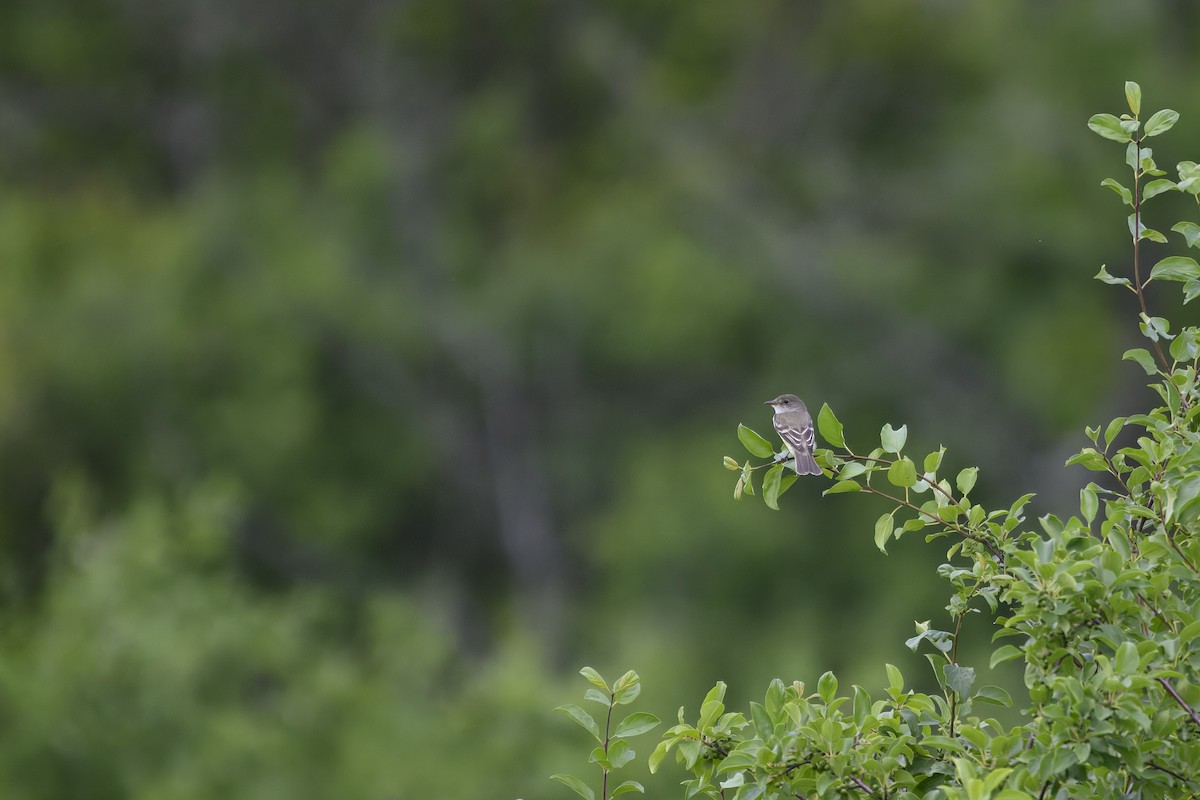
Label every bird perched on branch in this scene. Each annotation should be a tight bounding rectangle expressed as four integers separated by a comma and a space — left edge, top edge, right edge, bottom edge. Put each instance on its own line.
764, 394, 821, 475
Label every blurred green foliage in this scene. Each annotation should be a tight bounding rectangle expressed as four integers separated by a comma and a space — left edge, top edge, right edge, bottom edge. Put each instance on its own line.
0, 1, 1198, 797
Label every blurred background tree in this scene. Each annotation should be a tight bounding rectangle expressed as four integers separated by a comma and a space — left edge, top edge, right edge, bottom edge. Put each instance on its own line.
0, 1, 1197, 797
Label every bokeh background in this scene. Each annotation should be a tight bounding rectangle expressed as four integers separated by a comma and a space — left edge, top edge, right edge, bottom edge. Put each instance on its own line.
0, 1, 1198, 797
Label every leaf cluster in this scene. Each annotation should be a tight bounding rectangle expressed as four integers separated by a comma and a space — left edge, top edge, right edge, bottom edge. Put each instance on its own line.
555, 84, 1200, 800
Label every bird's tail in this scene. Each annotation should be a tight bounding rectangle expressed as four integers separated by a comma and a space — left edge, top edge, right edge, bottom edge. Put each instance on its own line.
793, 450, 821, 476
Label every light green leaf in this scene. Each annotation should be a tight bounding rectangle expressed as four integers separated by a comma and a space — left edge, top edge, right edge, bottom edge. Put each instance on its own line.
956, 467, 978, 496
1100, 178, 1132, 205
853, 685, 871, 727
1150, 256, 1200, 283
1115, 641, 1139, 674
579, 667, 609, 692
1174, 221, 1200, 249
551, 774, 595, 800
924, 446, 945, 473
763, 464, 785, 510
1125, 81, 1142, 115
874, 512, 894, 554
613, 712, 660, 740
556, 705, 602, 742
989, 645, 1022, 669
887, 458, 918, 488
817, 671, 838, 703
1145, 108, 1180, 137
1143, 178, 1178, 200
881, 423, 908, 454
1094, 264, 1131, 287
817, 403, 845, 448
1080, 483, 1099, 525
1088, 113, 1131, 142
1185, 279, 1200, 304
1123, 348, 1158, 375
610, 781, 645, 797
885, 663, 904, 692
823, 480, 861, 495
737, 424, 774, 458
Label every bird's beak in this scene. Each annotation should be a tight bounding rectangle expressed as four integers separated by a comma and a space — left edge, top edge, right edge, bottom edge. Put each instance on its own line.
763, 400, 773, 405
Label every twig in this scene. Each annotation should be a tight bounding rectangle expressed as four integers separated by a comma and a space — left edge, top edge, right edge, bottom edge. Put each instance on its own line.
862, 485, 1005, 564
849, 775, 875, 796
1147, 760, 1193, 786
1158, 677, 1200, 729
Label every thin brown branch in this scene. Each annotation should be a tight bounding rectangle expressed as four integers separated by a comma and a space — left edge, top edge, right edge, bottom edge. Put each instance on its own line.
1158, 677, 1200, 729
862, 485, 1005, 564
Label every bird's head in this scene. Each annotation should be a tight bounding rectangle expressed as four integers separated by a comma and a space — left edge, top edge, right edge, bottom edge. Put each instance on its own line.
764, 393, 804, 413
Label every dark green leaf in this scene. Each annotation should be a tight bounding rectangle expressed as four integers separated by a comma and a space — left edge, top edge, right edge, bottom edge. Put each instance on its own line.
973, 685, 1013, 707
817, 403, 845, 447
1145, 108, 1180, 136
944, 664, 976, 698
738, 424, 774, 458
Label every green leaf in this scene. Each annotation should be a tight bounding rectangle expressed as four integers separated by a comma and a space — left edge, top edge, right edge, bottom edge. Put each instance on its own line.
1115, 641, 1139, 674
556, 705, 602, 742
817, 403, 845, 448
1088, 113, 1131, 142
738, 424, 774, 458
1185, 280, 1200, 304
1125, 81, 1142, 115
1149, 256, 1200, 283
823, 480, 861, 495
874, 512, 895, 554
944, 664, 976, 698
1143, 178, 1178, 200
1145, 108, 1180, 137
1174, 221, 1200, 249
885, 663, 904, 692
1123, 348, 1158, 375
551, 774, 595, 800
973, 685, 1013, 707
1100, 178, 1132, 205
990, 644, 1022, 669
579, 667, 609, 692
853, 685, 871, 727
924, 446, 945, 473
1094, 264, 1131, 287
1140, 314, 1171, 342
887, 458, 918, 488
763, 464, 785, 510
1104, 416, 1126, 447
1080, 483, 1099, 525
881, 423, 908, 454
956, 467, 978, 496
613, 712, 660, 740
610, 781, 645, 797
817, 671, 838, 703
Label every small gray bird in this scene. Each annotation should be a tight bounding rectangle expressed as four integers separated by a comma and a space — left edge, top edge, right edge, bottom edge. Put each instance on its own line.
764, 394, 822, 475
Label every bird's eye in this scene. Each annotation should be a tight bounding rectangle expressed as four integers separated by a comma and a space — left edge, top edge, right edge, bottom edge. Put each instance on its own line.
783, 399, 789, 404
